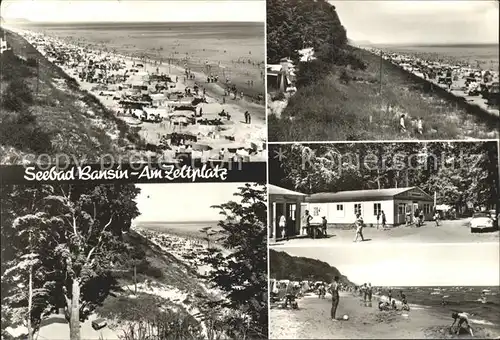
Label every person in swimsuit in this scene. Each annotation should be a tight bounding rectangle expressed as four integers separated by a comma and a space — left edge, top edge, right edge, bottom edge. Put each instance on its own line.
353, 213, 365, 242
451, 312, 474, 336
330, 276, 340, 321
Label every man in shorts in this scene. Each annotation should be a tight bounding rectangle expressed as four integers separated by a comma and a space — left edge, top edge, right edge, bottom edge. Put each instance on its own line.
451, 312, 474, 336
330, 276, 340, 321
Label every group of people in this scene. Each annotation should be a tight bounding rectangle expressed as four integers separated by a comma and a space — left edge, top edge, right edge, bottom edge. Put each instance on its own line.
399, 114, 424, 135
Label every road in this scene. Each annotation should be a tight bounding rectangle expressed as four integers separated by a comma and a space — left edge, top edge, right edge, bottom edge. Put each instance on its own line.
270, 219, 499, 247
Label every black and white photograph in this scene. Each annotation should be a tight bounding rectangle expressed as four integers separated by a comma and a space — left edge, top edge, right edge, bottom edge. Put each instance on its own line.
1, 182, 268, 340
268, 141, 499, 245
269, 244, 500, 339
267, 0, 499, 141
0, 0, 266, 164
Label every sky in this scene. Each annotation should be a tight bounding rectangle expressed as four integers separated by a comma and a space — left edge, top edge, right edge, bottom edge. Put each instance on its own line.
133, 183, 242, 222
0, 0, 265, 22
332, 0, 499, 45
275, 244, 500, 287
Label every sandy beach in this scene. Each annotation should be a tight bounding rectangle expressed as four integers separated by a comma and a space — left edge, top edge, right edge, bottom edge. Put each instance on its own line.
270, 292, 500, 339
6, 26, 266, 161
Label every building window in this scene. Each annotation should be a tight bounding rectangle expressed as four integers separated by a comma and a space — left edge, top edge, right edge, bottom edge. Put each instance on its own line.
374, 203, 381, 216
337, 204, 343, 211
354, 204, 362, 215
289, 205, 296, 221
313, 207, 320, 216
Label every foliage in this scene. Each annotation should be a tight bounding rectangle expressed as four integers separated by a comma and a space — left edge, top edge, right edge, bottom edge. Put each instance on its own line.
269, 142, 499, 210
202, 183, 268, 339
269, 249, 352, 284
267, 0, 347, 64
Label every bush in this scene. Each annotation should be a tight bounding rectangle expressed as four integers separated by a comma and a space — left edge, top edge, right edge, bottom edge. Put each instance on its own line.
272, 92, 286, 101
295, 59, 332, 88
1, 79, 34, 111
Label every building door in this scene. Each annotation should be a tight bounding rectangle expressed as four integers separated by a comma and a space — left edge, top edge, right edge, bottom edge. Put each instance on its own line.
397, 203, 406, 225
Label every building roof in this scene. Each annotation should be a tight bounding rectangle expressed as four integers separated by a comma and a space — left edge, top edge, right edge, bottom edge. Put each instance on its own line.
269, 184, 306, 197
306, 187, 432, 203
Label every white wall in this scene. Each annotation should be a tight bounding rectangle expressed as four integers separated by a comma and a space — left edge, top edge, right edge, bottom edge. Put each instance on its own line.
307, 200, 394, 225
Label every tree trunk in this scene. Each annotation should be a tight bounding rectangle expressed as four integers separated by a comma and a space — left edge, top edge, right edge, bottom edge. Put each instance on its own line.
134, 265, 137, 296
27, 264, 33, 340
69, 279, 80, 340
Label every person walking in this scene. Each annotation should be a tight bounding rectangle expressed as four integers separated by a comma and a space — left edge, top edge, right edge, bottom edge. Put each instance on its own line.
434, 210, 440, 226
381, 211, 387, 229
353, 213, 365, 242
330, 276, 340, 321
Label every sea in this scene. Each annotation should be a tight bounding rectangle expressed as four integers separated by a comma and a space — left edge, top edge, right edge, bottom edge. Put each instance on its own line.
377, 286, 500, 328
377, 44, 499, 71
18, 21, 265, 97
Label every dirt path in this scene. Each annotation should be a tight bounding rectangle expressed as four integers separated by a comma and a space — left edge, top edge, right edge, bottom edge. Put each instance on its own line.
271, 219, 499, 246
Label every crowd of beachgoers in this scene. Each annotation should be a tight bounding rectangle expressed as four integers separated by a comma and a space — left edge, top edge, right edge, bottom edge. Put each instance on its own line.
8, 27, 266, 161
369, 47, 500, 115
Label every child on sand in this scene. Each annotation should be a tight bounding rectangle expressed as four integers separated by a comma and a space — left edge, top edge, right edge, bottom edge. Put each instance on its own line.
451, 312, 474, 336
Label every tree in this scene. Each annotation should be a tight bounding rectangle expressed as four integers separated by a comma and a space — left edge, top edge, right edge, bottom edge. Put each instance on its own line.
202, 183, 267, 339
1, 184, 141, 340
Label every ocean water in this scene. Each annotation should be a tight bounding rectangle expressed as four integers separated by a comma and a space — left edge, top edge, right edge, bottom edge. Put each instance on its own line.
377, 44, 499, 70
22, 21, 265, 96
376, 286, 500, 327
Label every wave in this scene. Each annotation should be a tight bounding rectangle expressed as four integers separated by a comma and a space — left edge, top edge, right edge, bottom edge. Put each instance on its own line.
471, 318, 496, 326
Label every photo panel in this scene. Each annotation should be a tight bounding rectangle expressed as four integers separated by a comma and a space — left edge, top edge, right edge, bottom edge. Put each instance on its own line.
267, 0, 499, 142
268, 141, 499, 246
0, 0, 266, 166
269, 243, 500, 339
1, 181, 268, 340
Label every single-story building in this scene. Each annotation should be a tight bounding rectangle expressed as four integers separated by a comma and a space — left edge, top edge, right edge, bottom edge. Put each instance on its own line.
269, 184, 306, 241
306, 187, 434, 227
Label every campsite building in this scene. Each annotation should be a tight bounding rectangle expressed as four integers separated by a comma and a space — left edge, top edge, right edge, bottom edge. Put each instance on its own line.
268, 184, 306, 241
306, 187, 434, 227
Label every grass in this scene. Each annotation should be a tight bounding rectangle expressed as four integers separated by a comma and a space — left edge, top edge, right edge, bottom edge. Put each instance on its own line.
268, 48, 499, 141
0, 28, 146, 164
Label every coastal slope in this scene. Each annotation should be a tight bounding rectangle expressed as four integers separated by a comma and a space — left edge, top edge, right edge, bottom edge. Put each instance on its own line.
270, 249, 352, 285
0, 28, 144, 164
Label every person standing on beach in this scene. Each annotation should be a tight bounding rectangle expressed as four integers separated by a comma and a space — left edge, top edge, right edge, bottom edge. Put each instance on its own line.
329, 276, 340, 321
367, 283, 373, 302
376, 212, 380, 229
388, 289, 393, 304
381, 211, 386, 229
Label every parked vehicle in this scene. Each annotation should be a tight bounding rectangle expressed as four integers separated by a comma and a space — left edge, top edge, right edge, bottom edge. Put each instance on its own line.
469, 212, 496, 233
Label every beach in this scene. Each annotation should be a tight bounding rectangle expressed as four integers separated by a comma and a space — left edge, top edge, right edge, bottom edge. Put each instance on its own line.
270, 291, 500, 339
4, 23, 266, 161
